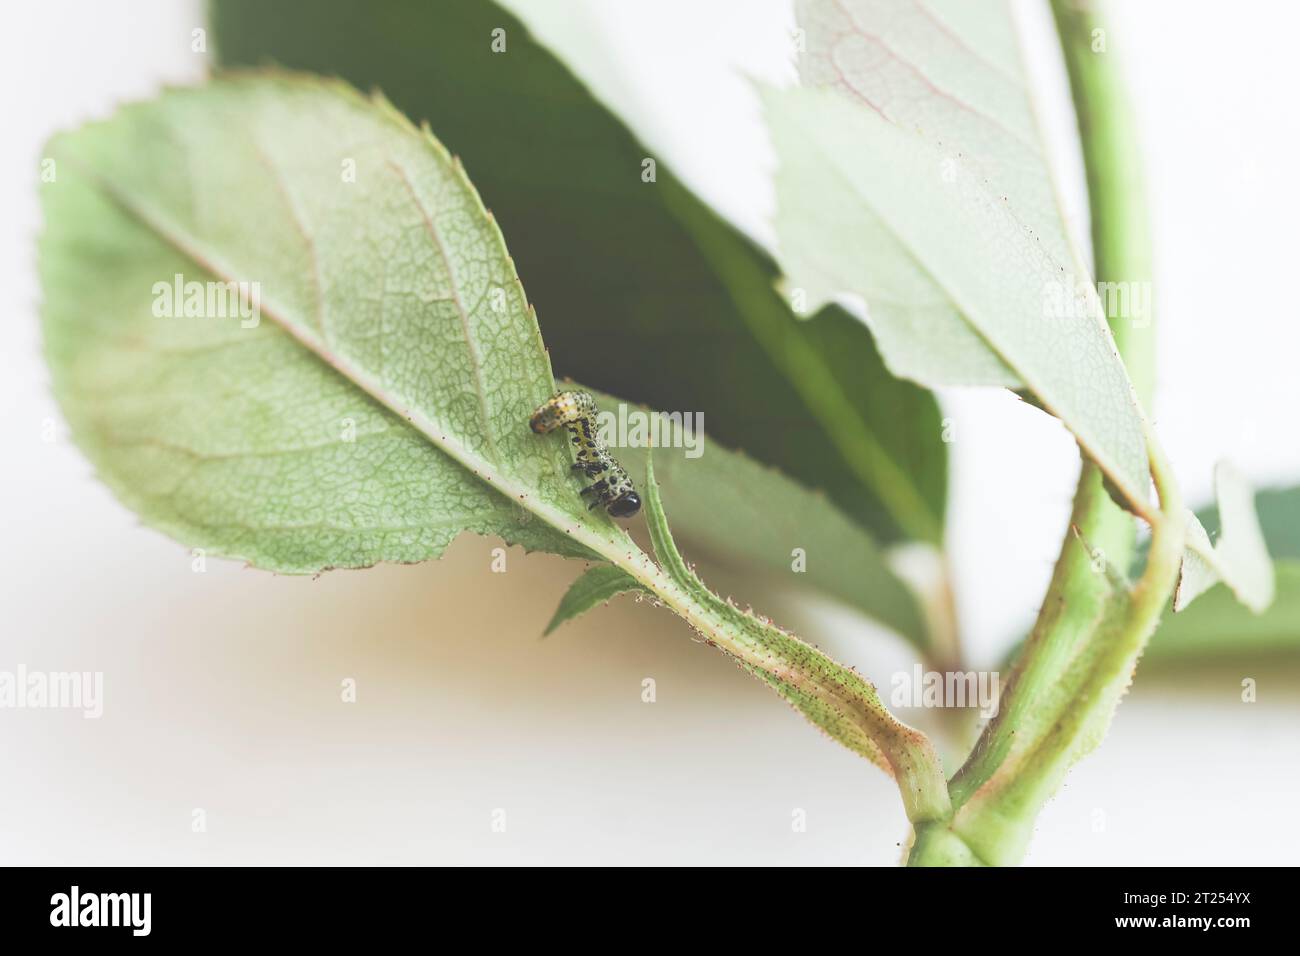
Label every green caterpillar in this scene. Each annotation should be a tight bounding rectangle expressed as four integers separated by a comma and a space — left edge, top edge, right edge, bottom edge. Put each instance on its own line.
529, 390, 642, 518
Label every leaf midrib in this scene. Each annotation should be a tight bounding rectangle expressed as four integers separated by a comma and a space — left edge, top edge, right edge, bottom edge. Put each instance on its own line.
786, 103, 1156, 525
57, 149, 635, 564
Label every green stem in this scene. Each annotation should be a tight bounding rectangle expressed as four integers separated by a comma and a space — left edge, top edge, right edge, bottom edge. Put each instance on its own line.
572, 519, 950, 823
949, 439, 1183, 865
945, 463, 1122, 810
638, 455, 953, 823
908, 0, 1177, 865
1052, 0, 1157, 406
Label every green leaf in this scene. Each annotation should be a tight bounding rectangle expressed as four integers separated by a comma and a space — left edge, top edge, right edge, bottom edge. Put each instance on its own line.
794, 0, 1078, 274
41, 62, 951, 829
544, 564, 650, 636
765, 83, 1151, 519
768, 0, 1155, 520
1201, 485, 1300, 561
1174, 462, 1273, 613
588, 389, 928, 650
1150, 563, 1300, 661
1149, 485, 1299, 660
210, 0, 949, 546
41, 73, 632, 572
643, 453, 709, 600
642, 454, 950, 823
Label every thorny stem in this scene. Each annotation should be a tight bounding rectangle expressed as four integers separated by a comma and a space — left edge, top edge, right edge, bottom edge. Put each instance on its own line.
943, 438, 1183, 865
624, 544, 951, 824
634, 457, 953, 824
908, 0, 1181, 865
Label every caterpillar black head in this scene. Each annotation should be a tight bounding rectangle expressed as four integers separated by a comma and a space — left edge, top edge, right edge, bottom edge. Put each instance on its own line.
606, 491, 642, 518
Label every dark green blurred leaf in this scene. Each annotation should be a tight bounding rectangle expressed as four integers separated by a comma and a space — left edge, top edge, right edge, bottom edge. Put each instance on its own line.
211, 0, 947, 546
588, 390, 928, 649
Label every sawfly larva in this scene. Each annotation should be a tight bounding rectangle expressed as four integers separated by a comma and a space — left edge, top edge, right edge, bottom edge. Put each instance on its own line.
529, 390, 641, 518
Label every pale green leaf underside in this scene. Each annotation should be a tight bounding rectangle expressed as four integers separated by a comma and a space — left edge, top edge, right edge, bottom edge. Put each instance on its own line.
796, 0, 1076, 273
41, 73, 628, 572
766, 84, 1151, 518
544, 564, 650, 636
1151, 563, 1300, 660
586, 390, 928, 649
1148, 483, 1298, 660
1175, 462, 1274, 613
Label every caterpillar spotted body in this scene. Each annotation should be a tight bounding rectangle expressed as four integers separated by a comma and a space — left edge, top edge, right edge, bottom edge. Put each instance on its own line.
529, 390, 642, 518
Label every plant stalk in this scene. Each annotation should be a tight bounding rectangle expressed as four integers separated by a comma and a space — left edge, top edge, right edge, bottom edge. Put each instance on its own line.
908, 0, 1176, 865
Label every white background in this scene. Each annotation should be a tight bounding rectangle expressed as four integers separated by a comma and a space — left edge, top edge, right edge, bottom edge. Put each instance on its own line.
2, 0, 1297, 865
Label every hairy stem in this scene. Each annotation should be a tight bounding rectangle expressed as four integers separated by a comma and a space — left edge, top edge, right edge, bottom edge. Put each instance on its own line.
632, 457, 952, 824
948, 440, 1183, 865
908, 0, 1175, 865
